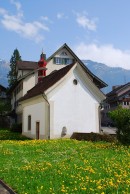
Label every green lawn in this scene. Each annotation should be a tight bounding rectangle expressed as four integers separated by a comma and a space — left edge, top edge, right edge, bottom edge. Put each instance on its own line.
0, 129, 130, 194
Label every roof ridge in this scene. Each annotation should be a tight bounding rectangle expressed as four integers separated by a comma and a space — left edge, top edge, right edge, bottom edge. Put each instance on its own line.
107, 82, 130, 95
17, 60, 37, 63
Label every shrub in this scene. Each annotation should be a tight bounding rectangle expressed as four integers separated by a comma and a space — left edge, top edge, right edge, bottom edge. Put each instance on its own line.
0, 128, 30, 140
71, 132, 116, 142
11, 123, 22, 133
109, 106, 130, 145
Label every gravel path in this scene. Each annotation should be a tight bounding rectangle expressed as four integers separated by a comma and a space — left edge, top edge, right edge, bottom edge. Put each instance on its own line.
0, 180, 16, 194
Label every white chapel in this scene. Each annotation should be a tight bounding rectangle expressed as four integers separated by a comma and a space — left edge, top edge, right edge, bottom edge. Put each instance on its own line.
10, 43, 107, 139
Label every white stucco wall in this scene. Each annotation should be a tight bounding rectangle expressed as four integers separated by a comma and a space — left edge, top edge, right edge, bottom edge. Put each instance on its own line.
23, 74, 36, 95
21, 65, 104, 140
17, 69, 33, 79
47, 62, 66, 75
11, 73, 37, 113
22, 99, 48, 139
48, 71, 100, 139
11, 82, 23, 111
46, 48, 74, 75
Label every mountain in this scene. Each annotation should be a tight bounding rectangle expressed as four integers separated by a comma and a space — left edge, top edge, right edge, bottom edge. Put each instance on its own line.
1, 58, 130, 93
83, 60, 130, 93
0, 59, 9, 87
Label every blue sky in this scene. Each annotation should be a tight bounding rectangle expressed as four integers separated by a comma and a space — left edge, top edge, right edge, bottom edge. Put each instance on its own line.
1, 0, 130, 69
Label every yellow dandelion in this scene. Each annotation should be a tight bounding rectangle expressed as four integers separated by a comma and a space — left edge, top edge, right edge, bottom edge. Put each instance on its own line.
97, 185, 102, 189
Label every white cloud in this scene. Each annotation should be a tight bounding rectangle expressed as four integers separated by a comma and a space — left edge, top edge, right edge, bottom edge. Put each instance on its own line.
75, 12, 97, 31
10, 0, 21, 11
10, 0, 23, 17
41, 16, 49, 21
74, 42, 130, 70
41, 16, 53, 23
57, 13, 68, 19
0, 8, 7, 15
0, 1, 50, 43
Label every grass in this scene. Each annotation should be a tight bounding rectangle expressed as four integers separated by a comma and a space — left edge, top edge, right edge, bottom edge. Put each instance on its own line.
0, 129, 130, 194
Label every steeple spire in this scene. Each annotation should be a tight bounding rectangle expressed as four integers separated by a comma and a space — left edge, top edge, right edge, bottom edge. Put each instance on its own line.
40, 49, 46, 60
38, 51, 47, 82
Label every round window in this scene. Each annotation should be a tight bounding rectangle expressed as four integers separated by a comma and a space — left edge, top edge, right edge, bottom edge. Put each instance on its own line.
73, 79, 78, 85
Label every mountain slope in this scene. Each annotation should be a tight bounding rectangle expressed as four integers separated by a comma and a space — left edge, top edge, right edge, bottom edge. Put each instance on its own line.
0, 59, 9, 87
83, 60, 130, 93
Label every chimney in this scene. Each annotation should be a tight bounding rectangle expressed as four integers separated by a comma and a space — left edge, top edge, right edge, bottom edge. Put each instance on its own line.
38, 52, 47, 82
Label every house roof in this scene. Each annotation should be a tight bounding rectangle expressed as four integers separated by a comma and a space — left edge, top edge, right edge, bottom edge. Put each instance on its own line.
47, 43, 107, 89
20, 63, 76, 102
17, 61, 38, 70
8, 61, 38, 94
0, 84, 6, 91
107, 82, 130, 97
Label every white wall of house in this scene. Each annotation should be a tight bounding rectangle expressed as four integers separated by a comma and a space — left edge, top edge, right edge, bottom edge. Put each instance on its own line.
21, 65, 105, 140
10, 70, 38, 125
47, 61, 65, 75
22, 97, 49, 139
11, 73, 37, 116
11, 82, 23, 110
23, 73, 36, 96
47, 48, 74, 75
48, 71, 100, 139
17, 69, 32, 79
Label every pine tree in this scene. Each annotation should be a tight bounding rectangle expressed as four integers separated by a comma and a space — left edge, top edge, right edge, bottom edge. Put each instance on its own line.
7, 49, 21, 88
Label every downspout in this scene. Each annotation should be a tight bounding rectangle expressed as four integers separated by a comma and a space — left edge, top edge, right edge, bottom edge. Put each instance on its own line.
99, 105, 101, 133
99, 102, 104, 133
41, 92, 50, 139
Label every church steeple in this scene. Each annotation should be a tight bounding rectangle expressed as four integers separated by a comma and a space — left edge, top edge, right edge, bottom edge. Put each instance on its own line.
38, 51, 47, 82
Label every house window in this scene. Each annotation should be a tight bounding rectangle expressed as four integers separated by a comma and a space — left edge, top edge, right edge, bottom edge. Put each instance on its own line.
60, 51, 68, 56
28, 115, 31, 131
54, 57, 61, 64
123, 101, 129, 106
53, 57, 74, 65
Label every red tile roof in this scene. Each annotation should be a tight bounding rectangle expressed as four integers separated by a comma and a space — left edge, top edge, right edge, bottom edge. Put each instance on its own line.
17, 61, 38, 70
20, 63, 75, 102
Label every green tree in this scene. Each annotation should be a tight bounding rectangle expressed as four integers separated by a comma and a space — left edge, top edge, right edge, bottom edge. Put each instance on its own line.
0, 99, 11, 116
7, 49, 21, 88
109, 106, 130, 145
0, 98, 11, 128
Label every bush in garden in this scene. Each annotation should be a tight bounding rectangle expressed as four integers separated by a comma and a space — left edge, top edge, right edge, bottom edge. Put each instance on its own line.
109, 106, 130, 145
71, 132, 116, 142
11, 123, 22, 133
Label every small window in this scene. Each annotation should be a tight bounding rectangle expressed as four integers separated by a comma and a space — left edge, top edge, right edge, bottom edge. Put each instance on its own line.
53, 57, 74, 65
123, 101, 126, 105
54, 57, 62, 64
28, 115, 31, 131
60, 51, 68, 56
